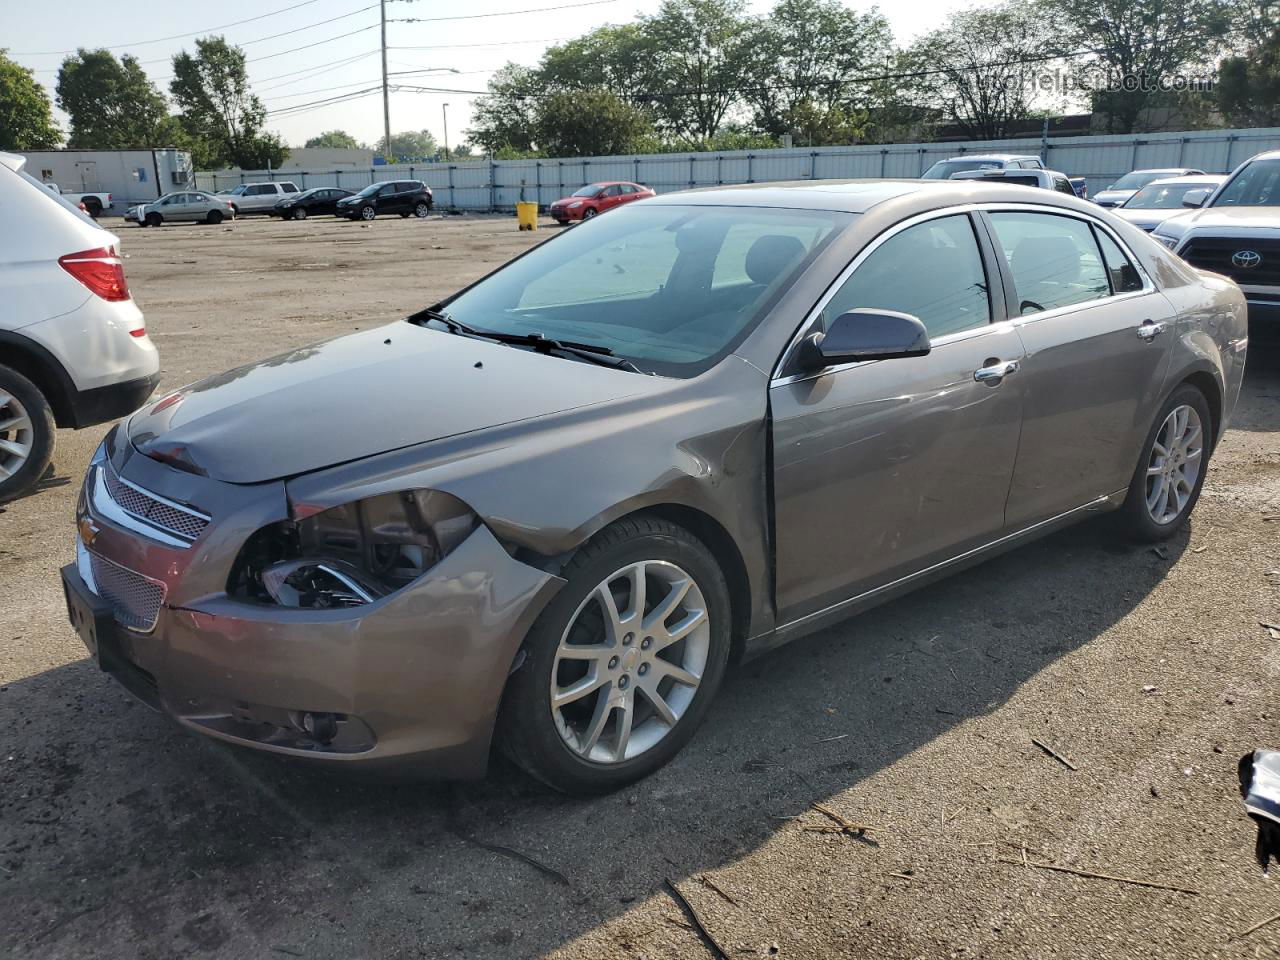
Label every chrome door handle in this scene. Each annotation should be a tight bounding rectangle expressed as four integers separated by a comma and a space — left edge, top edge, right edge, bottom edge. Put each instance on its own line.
1137, 320, 1168, 340
974, 359, 1020, 383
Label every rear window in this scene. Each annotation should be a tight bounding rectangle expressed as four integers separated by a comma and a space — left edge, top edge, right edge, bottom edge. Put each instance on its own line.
280, 182, 299, 192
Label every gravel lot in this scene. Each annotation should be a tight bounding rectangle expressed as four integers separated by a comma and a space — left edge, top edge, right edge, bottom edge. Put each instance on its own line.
2, 213, 1278, 960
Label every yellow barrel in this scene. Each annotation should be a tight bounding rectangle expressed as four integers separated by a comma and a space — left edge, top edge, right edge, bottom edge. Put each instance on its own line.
516, 201, 538, 231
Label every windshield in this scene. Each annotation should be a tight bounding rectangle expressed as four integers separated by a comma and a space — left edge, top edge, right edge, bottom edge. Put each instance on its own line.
1212, 159, 1280, 207
571, 185, 602, 197
224, 184, 248, 195
438, 204, 849, 377
1109, 171, 1174, 192
921, 159, 1003, 180
1124, 181, 1214, 209
353, 183, 383, 198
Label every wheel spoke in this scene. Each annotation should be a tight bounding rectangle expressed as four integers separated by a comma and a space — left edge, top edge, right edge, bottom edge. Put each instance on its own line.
553, 672, 609, 709
655, 608, 706, 650
594, 584, 624, 644
0, 413, 29, 433
638, 682, 678, 726
1147, 475, 1167, 513
0, 437, 30, 459
556, 641, 611, 661
642, 576, 691, 632
613, 696, 634, 761
623, 563, 646, 626
655, 659, 700, 688
578, 696, 613, 755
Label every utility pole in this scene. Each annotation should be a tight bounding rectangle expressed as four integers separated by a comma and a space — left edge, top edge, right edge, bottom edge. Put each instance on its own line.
380, 0, 392, 161
442, 103, 450, 161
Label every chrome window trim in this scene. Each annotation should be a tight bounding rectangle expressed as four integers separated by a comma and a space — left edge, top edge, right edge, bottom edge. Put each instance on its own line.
769, 203, 999, 386
90, 466, 198, 550
769, 200, 1161, 387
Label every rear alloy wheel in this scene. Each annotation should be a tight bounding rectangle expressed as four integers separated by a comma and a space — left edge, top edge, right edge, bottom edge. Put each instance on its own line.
144, 212, 163, 227
0, 365, 55, 502
499, 516, 731, 793
1117, 384, 1212, 541
293, 207, 308, 221
414, 202, 430, 218
582, 207, 598, 220
205, 209, 223, 225
360, 205, 376, 221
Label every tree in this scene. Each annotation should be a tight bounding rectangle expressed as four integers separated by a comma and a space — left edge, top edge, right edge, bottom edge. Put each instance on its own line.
0, 50, 60, 149
304, 129, 364, 149
738, 0, 892, 143
467, 64, 542, 155
909, 4, 1059, 140
1217, 2, 1280, 124
374, 129, 438, 160
640, 0, 753, 144
451, 142, 476, 159
535, 89, 656, 156
539, 24, 656, 102
169, 36, 287, 169
56, 49, 168, 148
1056, 0, 1235, 132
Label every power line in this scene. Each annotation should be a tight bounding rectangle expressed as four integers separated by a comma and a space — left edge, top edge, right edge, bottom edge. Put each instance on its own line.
390, 0, 618, 23
13, 0, 331, 55
247, 25, 380, 63
227, 5, 379, 48
390, 37, 568, 50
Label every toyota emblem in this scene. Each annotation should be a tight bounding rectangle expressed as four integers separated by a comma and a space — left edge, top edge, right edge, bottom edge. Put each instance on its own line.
1232, 249, 1263, 269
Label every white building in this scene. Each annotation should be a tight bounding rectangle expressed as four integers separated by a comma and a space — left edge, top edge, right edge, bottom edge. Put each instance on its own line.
16, 149, 193, 214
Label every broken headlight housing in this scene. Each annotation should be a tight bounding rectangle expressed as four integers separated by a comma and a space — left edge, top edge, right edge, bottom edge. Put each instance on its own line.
229, 490, 478, 608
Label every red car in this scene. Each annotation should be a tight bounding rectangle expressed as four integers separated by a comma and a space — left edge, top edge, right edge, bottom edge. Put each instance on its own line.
549, 181, 655, 223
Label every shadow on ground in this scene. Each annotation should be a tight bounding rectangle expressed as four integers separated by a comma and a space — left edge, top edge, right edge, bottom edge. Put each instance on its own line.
1, 509, 1189, 959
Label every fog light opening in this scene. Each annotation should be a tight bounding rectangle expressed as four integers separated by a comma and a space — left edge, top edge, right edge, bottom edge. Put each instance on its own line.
291, 710, 343, 745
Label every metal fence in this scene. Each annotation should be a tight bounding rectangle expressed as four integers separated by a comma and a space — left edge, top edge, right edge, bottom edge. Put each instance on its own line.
196, 126, 1280, 211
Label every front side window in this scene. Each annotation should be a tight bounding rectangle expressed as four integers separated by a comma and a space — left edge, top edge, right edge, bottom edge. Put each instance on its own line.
989, 212, 1110, 315
823, 214, 991, 339
1097, 230, 1144, 293
1212, 159, 1280, 207
440, 205, 848, 376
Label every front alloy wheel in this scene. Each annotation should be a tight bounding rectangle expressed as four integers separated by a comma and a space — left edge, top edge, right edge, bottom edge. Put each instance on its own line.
499, 516, 731, 793
1118, 383, 1211, 541
360, 205, 376, 221
552, 561, 710, 763
293, 206, 308, 220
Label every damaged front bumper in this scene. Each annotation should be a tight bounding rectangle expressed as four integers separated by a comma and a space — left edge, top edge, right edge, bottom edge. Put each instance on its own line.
67, 435, 564, 779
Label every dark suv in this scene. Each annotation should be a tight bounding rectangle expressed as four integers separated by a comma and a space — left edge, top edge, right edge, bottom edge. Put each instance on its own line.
336, 180, 434, 221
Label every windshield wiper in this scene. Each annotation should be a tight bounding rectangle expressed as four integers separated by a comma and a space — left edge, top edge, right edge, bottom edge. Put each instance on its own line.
416, 309, 642, 373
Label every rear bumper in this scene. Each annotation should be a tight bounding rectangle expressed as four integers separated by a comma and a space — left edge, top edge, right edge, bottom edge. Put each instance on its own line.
68, 372, 161, 428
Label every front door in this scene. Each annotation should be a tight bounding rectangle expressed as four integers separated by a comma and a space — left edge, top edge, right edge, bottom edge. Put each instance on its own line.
980, 209, 1176, 527
771, 212, 1026, 624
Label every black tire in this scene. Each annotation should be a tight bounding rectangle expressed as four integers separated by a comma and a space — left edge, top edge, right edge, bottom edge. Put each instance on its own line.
0, 364, 56, 503
497, 516, 732, 794
205, 209, 223, 225
414, 202, 430, 218
293, 206, 308, 221
83, 198, 102, 218
399, 211, 410, 218
1116, 383, 1213, 542
360, 205, 376, 221
145, 212, 163, 227
582, 206, 598, 219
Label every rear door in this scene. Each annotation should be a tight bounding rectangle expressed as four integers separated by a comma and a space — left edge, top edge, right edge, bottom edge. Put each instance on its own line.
770, 211, 1027, 624
599, 185, 624, 211
981, 207, 1176, 527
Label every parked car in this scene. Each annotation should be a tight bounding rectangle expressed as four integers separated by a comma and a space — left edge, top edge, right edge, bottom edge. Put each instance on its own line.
950, 167, 1078, 195
0, 152, 158, 501
125, 191, 236, 227
62, 179, 1246, 793
1153, 150, 1280, 340
549, 182, 655, 223
920, 153, 1044, 180
1112, 175, 1228, 232
1092, 168, 1206, 208
41, 182, 112, 218
336, 180, 434, 220
272, 187, 355, 220
217, 181, 301, 216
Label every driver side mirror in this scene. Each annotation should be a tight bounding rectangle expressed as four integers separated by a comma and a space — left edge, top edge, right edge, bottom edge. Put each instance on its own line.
1182, 188, 1210, 208
798, 309, 931, 370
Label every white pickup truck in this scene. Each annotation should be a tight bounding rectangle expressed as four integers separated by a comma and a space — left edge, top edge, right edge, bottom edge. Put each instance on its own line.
41, 182, 112, 218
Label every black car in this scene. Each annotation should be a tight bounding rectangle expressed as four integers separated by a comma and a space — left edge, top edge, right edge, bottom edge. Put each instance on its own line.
336, 180, 434, 221
272, 187, 355, 220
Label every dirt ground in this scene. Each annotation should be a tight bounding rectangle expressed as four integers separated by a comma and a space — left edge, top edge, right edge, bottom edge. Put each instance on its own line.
2, 212, 1279, 960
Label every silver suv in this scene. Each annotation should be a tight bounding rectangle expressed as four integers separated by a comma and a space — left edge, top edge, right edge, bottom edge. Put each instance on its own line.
218, 181, 301, 216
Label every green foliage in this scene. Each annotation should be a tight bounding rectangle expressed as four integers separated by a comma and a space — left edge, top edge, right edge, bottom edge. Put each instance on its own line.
374, 129, 439, 160
1217, 3, 1280, 125
1055, 0, 1235, 132
0, 50, 60, 149
535, 89, 656, 156
304, 129, 365, 149
467, 64, 542, 156
169, 36, 287, 169
56, 49, 168, 148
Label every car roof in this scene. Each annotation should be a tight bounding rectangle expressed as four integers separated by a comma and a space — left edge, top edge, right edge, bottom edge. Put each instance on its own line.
1144, 174, 1227, 186
643, 178, 1099, 214
935, 153, 1038, 162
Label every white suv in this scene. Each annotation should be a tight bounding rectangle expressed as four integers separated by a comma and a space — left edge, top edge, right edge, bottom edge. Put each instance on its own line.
0, 152, 159, 500
217, 181, 301, 215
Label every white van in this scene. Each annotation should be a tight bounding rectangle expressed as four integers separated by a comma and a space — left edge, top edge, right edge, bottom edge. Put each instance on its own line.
0, 152, 159, 500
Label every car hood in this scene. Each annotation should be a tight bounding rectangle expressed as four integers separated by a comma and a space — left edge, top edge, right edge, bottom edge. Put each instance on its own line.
127, 322, 656, 484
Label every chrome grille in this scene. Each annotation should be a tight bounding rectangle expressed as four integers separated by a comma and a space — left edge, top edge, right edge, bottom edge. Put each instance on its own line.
101, 465, 209, 542
88, 551, 166, 632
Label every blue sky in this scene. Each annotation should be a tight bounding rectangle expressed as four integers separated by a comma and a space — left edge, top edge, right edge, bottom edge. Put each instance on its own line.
7, 0, 964, 149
